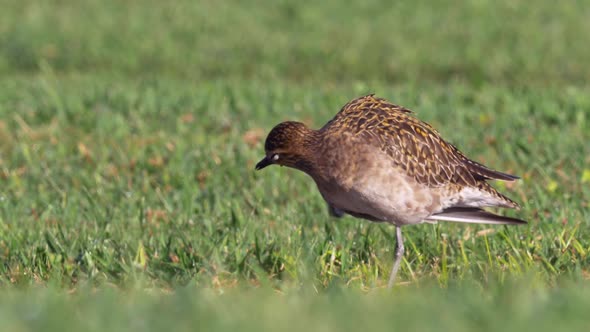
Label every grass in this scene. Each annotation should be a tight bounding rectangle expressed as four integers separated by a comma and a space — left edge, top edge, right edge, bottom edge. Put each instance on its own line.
1, 0, 590, 330
2, 279, 590, 332
2, 0, 590, 85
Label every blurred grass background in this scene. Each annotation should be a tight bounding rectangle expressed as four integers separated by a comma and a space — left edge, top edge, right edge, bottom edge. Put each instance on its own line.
2, 0, 590, 84
1, 0, 589, 331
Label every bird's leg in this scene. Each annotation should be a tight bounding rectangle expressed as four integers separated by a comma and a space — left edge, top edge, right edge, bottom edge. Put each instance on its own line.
387, 226, 405, 289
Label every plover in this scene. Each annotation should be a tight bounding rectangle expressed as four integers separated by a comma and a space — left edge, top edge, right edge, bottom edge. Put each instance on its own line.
255, 94, 526, 288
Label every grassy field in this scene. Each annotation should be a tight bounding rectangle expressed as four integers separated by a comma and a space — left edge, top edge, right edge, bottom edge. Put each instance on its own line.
1, 0, 590, 331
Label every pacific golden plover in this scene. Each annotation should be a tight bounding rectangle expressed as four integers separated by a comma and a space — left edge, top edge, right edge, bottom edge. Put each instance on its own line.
255, 94, 526, 288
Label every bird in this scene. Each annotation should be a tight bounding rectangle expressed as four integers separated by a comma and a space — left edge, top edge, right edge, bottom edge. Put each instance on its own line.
255, 94, 526, 288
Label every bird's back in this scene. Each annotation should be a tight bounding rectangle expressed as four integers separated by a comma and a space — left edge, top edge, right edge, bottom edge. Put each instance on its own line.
319, 94, 519, 210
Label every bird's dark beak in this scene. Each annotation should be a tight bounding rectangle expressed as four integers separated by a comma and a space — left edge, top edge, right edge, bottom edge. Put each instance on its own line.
255, 156, 272, 170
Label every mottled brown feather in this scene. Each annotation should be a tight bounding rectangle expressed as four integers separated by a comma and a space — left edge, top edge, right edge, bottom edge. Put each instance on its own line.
320, 94, 519, 208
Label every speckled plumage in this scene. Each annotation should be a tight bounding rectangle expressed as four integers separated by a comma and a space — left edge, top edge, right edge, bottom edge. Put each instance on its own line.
256, 94, 526, 288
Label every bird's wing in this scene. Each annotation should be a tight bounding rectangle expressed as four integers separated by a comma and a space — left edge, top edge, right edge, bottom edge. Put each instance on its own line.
325, 94, 519, 188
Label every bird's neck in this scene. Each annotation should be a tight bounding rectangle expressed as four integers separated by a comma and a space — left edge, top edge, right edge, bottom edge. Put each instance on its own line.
291, 129, 323, 176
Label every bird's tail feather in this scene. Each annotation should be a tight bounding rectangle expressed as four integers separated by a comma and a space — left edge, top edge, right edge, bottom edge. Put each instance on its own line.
426, 207, 526, 225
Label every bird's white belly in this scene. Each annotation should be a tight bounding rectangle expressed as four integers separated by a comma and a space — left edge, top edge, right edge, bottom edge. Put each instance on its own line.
316, 166, 441, 225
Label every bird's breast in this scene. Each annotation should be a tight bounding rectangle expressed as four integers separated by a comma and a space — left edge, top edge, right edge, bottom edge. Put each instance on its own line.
313, 156, 444, 226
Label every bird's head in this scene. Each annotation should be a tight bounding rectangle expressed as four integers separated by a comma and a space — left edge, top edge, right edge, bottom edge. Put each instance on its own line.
255, 121, 316, 172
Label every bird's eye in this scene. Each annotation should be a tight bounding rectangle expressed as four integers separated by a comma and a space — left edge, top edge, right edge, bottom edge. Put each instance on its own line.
272, 154, 280, 161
